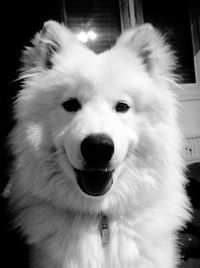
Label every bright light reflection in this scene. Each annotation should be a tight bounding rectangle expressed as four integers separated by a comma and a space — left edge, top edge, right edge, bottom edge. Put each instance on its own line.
87, 30, 97, 40
76, 30, 97, 43
76, 31, 88, 43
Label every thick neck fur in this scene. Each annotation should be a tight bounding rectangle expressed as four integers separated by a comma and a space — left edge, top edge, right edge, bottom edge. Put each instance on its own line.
7, 121, 190, 267
9, 153, 189, 268
11, 190, 185, 268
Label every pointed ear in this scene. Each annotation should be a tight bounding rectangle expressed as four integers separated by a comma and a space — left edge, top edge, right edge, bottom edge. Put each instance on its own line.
21, 21, 72, 73
116, 24, 176, 79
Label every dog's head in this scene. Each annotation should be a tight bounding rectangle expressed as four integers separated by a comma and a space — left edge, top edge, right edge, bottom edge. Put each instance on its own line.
12, 21, 180, 215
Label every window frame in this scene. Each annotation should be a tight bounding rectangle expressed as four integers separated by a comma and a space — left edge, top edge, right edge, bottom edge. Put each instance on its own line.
119, 0, 200, 101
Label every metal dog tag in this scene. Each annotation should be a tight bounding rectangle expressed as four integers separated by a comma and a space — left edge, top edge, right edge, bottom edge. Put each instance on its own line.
99, 213, 109, 245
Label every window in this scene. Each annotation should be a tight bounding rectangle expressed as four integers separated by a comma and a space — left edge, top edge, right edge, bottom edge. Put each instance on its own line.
126, 0, 200, 100
60, 0, 200, 100
141, 0, 195, 84
61, 0, 121, 53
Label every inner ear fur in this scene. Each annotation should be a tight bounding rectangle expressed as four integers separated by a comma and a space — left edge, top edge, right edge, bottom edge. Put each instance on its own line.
21, 21, 65, 72
39, 21, 62, 69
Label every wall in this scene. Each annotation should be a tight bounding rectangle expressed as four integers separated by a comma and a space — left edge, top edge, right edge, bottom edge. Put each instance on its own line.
180, 99, 200, 137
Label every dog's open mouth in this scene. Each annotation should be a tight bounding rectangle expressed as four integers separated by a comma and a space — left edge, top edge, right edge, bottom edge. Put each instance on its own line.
75, 169, 113, 196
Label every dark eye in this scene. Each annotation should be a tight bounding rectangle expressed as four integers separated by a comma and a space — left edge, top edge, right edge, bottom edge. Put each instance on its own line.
115, 102, 130, 113
62, 98, 81, 112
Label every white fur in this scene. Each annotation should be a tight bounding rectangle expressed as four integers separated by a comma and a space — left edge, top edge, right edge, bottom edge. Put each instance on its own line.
8, 21, 190, 267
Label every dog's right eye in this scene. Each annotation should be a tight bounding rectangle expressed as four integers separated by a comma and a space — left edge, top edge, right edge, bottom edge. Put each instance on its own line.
115, 102, 130, 113
62, 98, 81, 112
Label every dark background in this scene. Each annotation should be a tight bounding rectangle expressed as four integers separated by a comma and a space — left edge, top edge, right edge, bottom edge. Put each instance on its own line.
1, 1, 62, 189
1, 1, 62, 266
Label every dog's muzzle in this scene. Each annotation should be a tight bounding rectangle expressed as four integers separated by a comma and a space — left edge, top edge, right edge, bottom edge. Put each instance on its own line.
76, 134, 114, 196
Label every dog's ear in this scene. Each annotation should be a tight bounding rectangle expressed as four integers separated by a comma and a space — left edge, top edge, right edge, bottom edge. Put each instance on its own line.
37, 21, 62, 69
21, 21, 75, 73
116, 24, 176, 79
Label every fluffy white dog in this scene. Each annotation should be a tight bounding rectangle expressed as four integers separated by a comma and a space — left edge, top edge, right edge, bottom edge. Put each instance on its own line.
7, 21, 190, 267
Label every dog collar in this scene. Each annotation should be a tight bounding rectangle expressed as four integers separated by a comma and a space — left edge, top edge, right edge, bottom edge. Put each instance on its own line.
99, 213, 110, 245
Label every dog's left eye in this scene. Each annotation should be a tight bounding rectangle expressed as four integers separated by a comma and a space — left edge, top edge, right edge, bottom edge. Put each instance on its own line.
62, 98, 81, 112
115, 102, 130, 113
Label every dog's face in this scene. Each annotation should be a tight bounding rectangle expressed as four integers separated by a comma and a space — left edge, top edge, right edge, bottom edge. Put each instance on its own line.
14, 21, 178, 214
49, 50, 156, 197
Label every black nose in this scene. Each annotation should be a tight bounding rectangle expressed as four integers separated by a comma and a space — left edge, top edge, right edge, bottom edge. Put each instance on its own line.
80, 134, 114, 167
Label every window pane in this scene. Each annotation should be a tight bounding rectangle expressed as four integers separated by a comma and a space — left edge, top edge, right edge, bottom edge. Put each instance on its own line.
141, 0, 196, 83
62, 0, 121, 53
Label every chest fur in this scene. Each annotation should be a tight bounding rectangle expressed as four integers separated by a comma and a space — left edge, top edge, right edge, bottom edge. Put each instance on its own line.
40, 215, 143, 268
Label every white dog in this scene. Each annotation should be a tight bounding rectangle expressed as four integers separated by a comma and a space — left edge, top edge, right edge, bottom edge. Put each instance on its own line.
7, 21, 190, 267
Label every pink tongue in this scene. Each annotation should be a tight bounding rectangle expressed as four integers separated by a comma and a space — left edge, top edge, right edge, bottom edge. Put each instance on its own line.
77, 170, 113, 196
